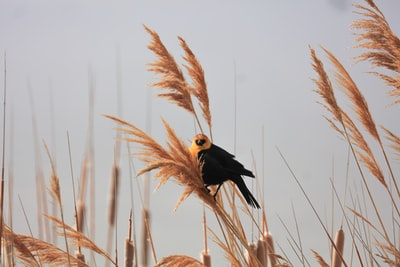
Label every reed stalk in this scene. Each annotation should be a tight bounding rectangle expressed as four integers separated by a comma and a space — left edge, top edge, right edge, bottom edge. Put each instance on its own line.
0, 50, 7, 262
43, 141, 72, 266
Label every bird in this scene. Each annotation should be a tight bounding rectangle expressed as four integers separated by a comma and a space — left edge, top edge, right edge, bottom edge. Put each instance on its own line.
189, 133, 260, 209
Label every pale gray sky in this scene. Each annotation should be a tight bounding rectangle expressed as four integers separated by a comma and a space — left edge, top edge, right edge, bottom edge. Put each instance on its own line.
1, 1, 400, 266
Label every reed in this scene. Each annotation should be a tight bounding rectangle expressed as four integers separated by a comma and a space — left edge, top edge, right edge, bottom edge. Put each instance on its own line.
43, 141, 71, 266
310, 0, 400, 266
352, 2, 400, 101
331, 228, 345, 267
124, 210, 135, 267
155, 254, 207, 267
3, 0, 400, 266
311, 249, 329, 267
3, 225, 86, 266
0, 52, 7, 260
105, 25, 266, 266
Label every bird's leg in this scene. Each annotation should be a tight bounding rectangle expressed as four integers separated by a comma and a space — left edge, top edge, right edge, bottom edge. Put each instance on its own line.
213, 183, 223, 201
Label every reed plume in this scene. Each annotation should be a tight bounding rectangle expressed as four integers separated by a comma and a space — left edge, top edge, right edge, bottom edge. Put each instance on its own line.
104, 26, 270, 266
310, 2, 400, 264
178, 36, 212, 137
155, 255, 207, 267
144, 26, 194, 113
323, 47, 380, 142
45, 214, 116, 265
353, 1, 400, 104
144, 25, 211, 136
3, 225, 87, 266
311, 45, 395, 257
43, 141, 72, 266
105, 103, 262, 266
311, 249, 329, 267
311, 46, 386, 187
382, 127, 400, 158
104, 114, 207, 211
310, 46, 343, 125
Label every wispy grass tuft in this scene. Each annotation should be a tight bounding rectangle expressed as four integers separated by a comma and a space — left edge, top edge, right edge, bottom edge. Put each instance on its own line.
352, 2, 400, 104
144, 25, 211, 137
155, 254, 207, 267
3, 225, 86, 266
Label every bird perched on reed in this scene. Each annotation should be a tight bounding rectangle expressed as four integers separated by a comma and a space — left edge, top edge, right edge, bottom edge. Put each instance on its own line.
189, 134, 260, 208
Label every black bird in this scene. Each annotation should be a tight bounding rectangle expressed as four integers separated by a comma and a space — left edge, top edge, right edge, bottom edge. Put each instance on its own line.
189, 134, 260, 208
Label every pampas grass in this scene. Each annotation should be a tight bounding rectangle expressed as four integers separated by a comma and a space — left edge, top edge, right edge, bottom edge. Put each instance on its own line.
45, 214, 115, 265
310, 0, 400, 266
3, 1, 400, 266
3, 224, 87, 267
154, 254, 206, 267
352, 2, 400, 102
106, 25, 267, 266
0, 52, 7, 260
144, 25, 211, 137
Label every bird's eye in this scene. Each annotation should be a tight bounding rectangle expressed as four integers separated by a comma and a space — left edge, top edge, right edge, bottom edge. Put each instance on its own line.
196, 139, 206, 146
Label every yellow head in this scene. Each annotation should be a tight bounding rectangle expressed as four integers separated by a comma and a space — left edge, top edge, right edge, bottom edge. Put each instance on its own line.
189, 134, 212, 155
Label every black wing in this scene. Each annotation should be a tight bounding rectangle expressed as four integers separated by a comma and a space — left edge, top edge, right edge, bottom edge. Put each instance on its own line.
198, 149, 228, 185
209, 144, 255, 178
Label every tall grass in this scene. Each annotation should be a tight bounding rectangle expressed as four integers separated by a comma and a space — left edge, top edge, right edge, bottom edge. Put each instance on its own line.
1, 0, 399, 266
309, 1, 400, 265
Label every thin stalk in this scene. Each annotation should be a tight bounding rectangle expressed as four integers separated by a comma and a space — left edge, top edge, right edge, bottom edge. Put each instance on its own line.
87, 68, 96, 264
18, 195, 41, 267
28, 80, 50, 242
126, 143, 138, 267
277, 147, 348, 267
43, 141, 71, 267
291, 202, 306, 267
203, 205, 208, 255
0, 51, 7, 261
67, 131, 83, 258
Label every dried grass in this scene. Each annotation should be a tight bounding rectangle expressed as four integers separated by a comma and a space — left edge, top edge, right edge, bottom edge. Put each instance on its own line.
311, 46, 386, 187
382, 127, 400, 158
43, 140, 72, 266
7, 2, 400, 265
376, 242, 400, 266
145, 25, 193, 114
323, 47, 380, 142
104, 114, 207, 210
104, 27, 269, 267
3, 225, 87, 266
144, 25, 212, 137
45, 214, 116, 265
0, 53, 7, 259
178, 36, 212, 136
353, 2, 400, 104
311, 249, 329, 267
310, 46, 343, 125
155, 254, 207, 267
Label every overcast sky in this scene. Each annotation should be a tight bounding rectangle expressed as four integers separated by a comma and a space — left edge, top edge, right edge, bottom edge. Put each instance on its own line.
1, 1, 400, 266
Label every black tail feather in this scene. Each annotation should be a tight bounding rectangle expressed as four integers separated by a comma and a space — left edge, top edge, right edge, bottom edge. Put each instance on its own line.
232, 176, 260, 209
